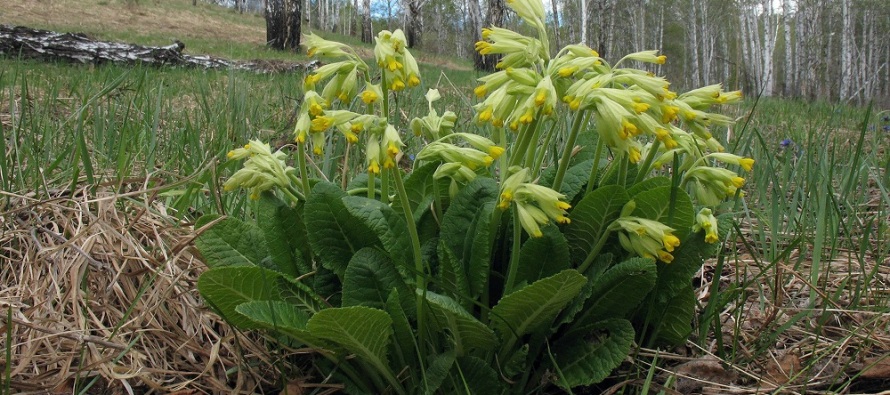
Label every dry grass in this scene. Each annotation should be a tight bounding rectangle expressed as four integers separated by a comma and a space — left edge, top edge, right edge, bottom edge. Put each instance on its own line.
0, 0, 267, 47
0, 184, 281, 393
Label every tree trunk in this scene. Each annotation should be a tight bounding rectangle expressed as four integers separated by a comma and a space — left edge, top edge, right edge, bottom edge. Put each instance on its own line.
406, 0, 422, 48
266, 0, 285, 50
581, 0, 588, 46
551, 0, 560, 50
782, 0, 793, 96
361, 0, 372, 43
284, 0, 301, 51
474, 0, 504, 71
839, 0, 853, 100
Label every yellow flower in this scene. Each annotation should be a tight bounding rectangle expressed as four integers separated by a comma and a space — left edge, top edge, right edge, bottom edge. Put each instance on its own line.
311, 116, 333, 132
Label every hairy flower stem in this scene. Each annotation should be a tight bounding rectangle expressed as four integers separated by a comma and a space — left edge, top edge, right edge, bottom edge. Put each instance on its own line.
509, 117, 541, 168
531, 121, 558, 179
633, 140, 661, 184
389, 166, 426, 357
618, 153, 629, 186
381, 170, 390, 203
367, 172, 376, 199
584, 137, 605, 194
503, 204, 524, 295
552, 110, 589, 191
578, 228, 612, 273
296, 140, 312, 196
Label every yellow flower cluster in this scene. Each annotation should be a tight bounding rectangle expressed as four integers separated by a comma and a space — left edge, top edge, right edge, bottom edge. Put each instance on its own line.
224, 140, 295, 200
496, 168, 571, 238
374, 29, 422, 91
613, 216, 682, 263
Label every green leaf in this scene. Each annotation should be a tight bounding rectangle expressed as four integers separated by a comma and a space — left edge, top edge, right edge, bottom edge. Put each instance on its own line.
194, 215, 268, 268
649, 285, 696, 346
573, 257, 657, 328
437, 240, 472, 310
489, 270, 587, 345
440, 178, 498, 298
342, 196, 413, 272
235, 300, 322, 345
654, 215, 733, 301
551, 318, 635, 388
632, 185, 694, 235
423, 290, 498, 355
394, 161, 451, 220
307, 306, 394, 376
626, 176, 671, 197
564, 185, 630, 265
342, 248, 409, 309
257, 193, 309, 278
515, 225, 570, 288
386, 289, 418, 380
304, 182, 381, 278
197, 266, 282, 329
452, 356, 502, 394
422, 351, 456, 395
540, 159, 595, 202
559, 253, 613, 327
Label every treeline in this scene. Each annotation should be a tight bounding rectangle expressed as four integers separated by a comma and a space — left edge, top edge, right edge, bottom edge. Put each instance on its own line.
210, 0, 890, 104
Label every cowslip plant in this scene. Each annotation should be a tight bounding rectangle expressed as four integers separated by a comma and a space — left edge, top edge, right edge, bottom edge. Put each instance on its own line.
193, 0, 752, 392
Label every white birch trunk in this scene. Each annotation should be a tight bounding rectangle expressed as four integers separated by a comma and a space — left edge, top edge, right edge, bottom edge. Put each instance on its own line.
581, 0, 588, 46
839, 0, 853, 100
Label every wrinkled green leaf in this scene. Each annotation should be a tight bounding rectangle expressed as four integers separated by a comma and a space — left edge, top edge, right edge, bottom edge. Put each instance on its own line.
632, 185, 694, 235
451, 356, 502, 394
342, 248, 409, 309
551, 318, 635, 388
194, 215, 267, 268
564, 185, 629, 265
304, 182, 380, 278
626, 176, 671, 197
423, 290, 498, 355
307, 306, 394, 376
342, 195, 413, 272
423, 351, 456, 395
437, 240, 472, 310
257, 193, 308, 278
490, 270, 587, 344
515, 225, 571, 288
654, 215, 733, 301
540, 159, 595, 202
235, 300, 322, 345
440, 178, 498, 298
573, 257, 657, 328
394, 161, 451, 220
197, 266, 282, 328
648, 284, 696, 346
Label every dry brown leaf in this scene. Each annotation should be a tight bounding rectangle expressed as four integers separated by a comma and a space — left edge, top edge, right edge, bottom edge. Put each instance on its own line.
672, 357, 738, 394
764, 352, 801, 386
860, 355, 890, 379
280, 380, 306, 395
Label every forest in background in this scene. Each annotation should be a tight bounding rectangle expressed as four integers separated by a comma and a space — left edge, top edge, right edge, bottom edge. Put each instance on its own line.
214, 0, 889, 105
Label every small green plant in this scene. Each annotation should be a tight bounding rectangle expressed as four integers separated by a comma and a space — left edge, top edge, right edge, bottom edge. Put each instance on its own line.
193, 0, 752, 392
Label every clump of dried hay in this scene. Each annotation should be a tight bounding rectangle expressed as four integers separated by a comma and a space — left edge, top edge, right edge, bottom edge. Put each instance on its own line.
1, 186, 277, 393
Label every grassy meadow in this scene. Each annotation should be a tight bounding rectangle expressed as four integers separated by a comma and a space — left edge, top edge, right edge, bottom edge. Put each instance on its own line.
2, 0, 889, 393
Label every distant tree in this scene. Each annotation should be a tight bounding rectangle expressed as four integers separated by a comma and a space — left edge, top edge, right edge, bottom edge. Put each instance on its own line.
362, 0, 372, 43
474, 0, 505, 71
266, 0, 302, 51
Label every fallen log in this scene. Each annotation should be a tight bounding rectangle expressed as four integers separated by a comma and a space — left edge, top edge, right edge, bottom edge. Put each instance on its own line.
0, 24, 318, 73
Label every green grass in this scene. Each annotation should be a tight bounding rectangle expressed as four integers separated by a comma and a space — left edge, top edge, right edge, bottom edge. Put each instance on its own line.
3, 0, 890, 391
